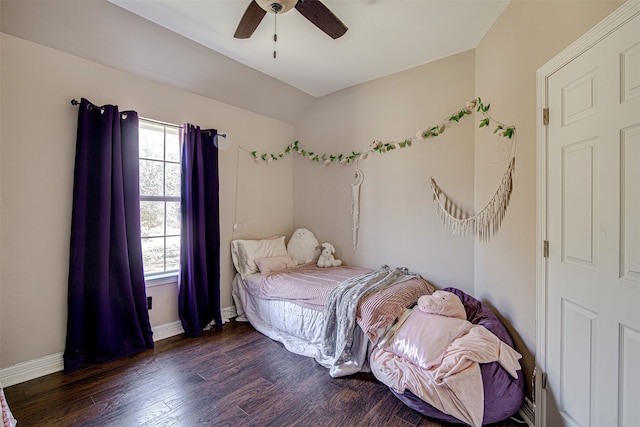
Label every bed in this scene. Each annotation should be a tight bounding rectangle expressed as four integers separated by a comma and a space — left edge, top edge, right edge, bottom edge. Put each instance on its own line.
370, 287, 525, 426
230, 235, 435, 377
229, 235, 523, 425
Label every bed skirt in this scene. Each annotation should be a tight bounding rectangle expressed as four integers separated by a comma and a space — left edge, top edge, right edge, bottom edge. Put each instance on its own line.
231, 273, 372, 377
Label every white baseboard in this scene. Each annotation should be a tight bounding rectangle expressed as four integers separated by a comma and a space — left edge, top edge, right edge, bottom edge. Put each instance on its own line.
152, 320, 185, 341
0, 352, 64, 388
0, 306, 236, 387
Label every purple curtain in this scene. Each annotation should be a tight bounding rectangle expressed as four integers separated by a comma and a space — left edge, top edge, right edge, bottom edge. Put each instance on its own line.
178, 124, 221, 337
64, 98, 153, 373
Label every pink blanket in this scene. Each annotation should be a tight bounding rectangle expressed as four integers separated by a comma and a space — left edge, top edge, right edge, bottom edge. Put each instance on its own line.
1, 382, 17, 427
370, 309, 521, 427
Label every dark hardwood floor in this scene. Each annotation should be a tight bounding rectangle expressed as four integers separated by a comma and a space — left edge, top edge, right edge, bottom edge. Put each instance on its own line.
4, 320, 526, 426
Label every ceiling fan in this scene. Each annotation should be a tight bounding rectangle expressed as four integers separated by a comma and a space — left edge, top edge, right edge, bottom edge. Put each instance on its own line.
234, 0, 348, 40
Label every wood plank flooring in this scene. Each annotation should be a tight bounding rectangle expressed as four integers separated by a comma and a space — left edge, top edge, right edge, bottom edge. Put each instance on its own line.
4, 320, 526, 426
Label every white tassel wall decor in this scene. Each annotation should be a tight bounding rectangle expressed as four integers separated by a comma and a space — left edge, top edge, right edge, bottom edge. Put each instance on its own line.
430, 156, 515, 240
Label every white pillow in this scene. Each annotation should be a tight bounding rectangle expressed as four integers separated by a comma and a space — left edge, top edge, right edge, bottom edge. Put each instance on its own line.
255, 255, 297, 275
231, 236, 287, 278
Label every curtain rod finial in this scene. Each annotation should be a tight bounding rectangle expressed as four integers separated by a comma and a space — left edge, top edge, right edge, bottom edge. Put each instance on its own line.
70, 99, 79, 106
216, 131, 233, 150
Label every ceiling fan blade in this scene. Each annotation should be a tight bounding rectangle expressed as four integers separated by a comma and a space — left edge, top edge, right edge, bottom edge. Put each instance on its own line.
295, 0, 348, 39
234, 1, 267, 39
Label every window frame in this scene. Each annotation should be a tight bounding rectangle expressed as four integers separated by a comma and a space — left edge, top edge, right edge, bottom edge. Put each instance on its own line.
138, 118, 182, 286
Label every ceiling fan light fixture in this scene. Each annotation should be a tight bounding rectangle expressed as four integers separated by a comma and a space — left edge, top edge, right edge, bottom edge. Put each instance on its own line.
234, 0, 347, 40
256, 0, 297, 14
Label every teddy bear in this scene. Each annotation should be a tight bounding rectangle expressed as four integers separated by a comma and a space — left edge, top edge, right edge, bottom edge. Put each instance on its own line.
287, 228, 321, 265
417, 290, 467, 320
316, 242, 343, 267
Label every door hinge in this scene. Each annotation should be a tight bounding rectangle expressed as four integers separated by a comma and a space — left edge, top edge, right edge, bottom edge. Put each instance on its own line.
541, 372, 548, 389
543, 240, 549, 258
543, 108, 549, 125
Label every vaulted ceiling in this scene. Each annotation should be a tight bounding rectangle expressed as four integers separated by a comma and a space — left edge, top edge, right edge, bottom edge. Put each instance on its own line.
1, 0, 509, 123
108, 0, 509, 97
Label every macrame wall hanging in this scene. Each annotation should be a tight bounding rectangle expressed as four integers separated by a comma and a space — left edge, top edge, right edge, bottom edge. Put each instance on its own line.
351, 161, 364, 250
248, 98, 516, 241
431, 156, 515, 240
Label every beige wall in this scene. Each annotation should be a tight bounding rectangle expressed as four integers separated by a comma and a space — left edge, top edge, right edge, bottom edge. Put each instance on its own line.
293, 50, 476, 292
0, 34, 294, 368
474, 0, 623, 398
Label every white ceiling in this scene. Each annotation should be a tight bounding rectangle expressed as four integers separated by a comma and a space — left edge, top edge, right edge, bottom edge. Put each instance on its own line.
107, 0, 510, 97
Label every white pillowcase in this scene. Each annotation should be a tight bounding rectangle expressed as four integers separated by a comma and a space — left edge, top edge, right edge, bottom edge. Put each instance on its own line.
231, 236, 287, 278
255, 254, 297, 275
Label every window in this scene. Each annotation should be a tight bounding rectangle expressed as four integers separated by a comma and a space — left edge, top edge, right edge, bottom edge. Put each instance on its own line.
139, 120, 181, 282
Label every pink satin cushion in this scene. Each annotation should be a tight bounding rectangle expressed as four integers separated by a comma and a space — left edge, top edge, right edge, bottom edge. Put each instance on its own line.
387, 309, 472, 369
255, 255, 297, 275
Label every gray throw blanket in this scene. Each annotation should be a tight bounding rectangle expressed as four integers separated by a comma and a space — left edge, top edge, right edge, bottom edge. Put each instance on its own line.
321, 265, 420, 364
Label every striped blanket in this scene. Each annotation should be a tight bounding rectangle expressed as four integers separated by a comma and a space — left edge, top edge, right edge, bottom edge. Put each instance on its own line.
321, 265, 424, 365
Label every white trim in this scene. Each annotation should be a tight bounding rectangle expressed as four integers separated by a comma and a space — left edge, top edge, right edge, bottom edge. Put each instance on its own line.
0, 352, 64, 388
537, 2, 640, 79
145, 272, 178, 287
535, 2, 640, 426
0, 305, 237, 387
152, 320, 185, 341
535, 41, 550, 427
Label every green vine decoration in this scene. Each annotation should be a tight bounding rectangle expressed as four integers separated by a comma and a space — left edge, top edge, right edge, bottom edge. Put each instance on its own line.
250, 98, 514, 164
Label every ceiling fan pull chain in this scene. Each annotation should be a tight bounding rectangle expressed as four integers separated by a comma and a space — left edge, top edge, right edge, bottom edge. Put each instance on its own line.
273, 11, 278, 58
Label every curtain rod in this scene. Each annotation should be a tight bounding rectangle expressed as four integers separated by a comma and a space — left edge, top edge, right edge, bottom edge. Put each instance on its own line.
70, 99, 227, 138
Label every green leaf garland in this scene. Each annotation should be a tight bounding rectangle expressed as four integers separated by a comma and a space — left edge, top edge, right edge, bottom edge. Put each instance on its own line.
250, 97, 515, 164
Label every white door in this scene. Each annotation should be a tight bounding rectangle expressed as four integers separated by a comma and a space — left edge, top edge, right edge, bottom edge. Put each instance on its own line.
545, 8, 640, 427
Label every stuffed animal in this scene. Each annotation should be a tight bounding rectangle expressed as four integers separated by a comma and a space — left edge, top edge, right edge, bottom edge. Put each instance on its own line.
417, 290, 467, 320
316, 242, 343, 267
287, 228, 321, 265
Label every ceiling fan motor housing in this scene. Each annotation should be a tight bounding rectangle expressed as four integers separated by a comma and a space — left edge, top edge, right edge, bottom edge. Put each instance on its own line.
256, 0, 297, 14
